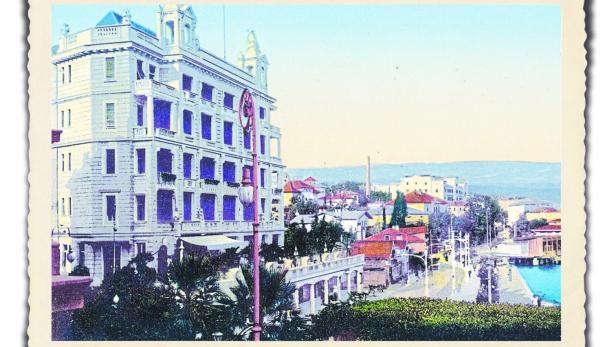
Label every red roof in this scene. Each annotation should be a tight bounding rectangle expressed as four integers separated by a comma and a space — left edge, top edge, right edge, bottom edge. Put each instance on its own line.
284, 180, 320, 194
304, 176, 317, 182
385, 192, 447, 205
531, 224, 561, 232
367, 226, 426, 252
350, 241, 395, 259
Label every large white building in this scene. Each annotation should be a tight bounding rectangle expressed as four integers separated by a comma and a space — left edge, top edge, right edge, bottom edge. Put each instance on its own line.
51, 6, 285, 285
397, 175, 468, 202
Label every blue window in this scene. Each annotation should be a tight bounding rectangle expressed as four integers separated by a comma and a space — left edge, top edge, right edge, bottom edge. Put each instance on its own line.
260, 135, 266, 155
105, 149, 115, 174
200, 194, 215, 221
157, 190, 173, 223
201, 83, 213, 101
183, 110, 192, 134
182, 74, 192, 91
136, 148, 146, 174
157, 148, 173, 174
183, 192, 192, 221
261, 198, 266, 214
106, 195, 116, 222
222, 162, 235, 183
223, 93, 234, 109
200, 157, 215, 180
137, 105, 144, 126
136, 195, 146, 221
154, 99, 171, 129
260, 168, 266, 187
259, 107, 265, 119
223, 195, 236, 221
201, 113, 212, 140
244, 130, 251, 150
243, 202, 254, 221
183, 153, 192, 179
224, 121, 233, 145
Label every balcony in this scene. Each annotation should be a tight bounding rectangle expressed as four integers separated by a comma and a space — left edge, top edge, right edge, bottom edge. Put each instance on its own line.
158, 172, 177, 188
176, 219, 284, 235
285, 254, 365, 283
134, 79, 176, 99
132, 127, 147, 138
155, 128, 176, 139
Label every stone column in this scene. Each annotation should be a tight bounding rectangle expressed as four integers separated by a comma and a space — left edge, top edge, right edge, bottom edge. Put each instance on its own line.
323, 279, 330, 305
293, 288, 300, 309
346, 272, 352, 294
309, 283, 316, 315
336, 276, 341, 299
357, 271, 363, 293
146, 93, 154, 136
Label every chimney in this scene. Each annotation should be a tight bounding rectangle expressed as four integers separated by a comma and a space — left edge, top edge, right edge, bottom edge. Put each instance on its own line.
365, 155, 371, 197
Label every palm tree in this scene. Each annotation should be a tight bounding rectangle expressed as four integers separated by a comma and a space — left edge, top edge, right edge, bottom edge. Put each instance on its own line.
220, 264, 311, 340
165, 254, 230, 340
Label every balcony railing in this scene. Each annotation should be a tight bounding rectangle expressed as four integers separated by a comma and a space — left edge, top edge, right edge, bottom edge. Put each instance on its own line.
155, 128, 176, 138
158, 172, 176, 187
285, 254, 365, 283
133, 127, 147, 138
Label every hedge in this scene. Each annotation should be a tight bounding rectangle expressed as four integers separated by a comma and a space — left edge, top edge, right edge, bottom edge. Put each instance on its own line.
310, 297, 560, 341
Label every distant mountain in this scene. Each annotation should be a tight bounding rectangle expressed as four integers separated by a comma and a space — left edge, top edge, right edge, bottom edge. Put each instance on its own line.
287, 161, 561, 205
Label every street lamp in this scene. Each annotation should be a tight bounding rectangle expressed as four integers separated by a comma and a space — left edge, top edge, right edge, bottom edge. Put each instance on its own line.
237, 88, 262, 341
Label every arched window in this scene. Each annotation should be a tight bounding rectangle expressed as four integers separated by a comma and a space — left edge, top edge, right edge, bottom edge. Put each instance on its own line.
183, 24, 191, 46
165, 21, 175, 45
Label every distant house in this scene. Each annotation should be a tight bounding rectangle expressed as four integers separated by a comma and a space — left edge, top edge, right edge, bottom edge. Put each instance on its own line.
288, 212, 339, 230
367, 226, 426, 254
385, 191, 448, 215
531, 223, 561, 235
526, 207, 561, 223
283, 180, 321, 207
505, 199, 553, 225
323, 191, 359, 208
448, 200, 468, 217
350, 240, 409, 287
368, 204, 429, 230
324, 210, 372, 239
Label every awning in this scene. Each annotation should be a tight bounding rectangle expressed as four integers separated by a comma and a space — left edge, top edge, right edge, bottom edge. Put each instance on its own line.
180, 235, 248, 251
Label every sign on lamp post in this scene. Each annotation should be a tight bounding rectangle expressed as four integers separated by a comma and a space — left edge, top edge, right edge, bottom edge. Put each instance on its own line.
237, 88, 262, 341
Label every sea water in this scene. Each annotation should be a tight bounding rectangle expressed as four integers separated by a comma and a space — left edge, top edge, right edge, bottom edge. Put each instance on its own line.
515, 265, 561, 305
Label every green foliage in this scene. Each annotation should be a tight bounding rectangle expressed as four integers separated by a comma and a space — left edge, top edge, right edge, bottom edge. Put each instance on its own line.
529, 218, 549, 230
324, 181, 364, 195
219, 264, 311, 341
390, 191, 407, 228
457, 195, 503, 244
285, 219, 344, 257
370, 190, 391, 202
288, 199, 319, 220
311, 297, 561, 341
428, 211, 451, 241
260, 243, 285, 263
69, 264, 90, 277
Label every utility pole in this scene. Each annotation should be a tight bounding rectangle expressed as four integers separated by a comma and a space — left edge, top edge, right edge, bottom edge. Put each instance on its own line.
487, 265, 493, 304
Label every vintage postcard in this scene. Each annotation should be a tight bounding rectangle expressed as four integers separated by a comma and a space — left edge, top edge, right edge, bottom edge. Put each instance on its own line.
27, 0, 586, 345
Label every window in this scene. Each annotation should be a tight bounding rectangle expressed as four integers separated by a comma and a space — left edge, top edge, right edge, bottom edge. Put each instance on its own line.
136, 242, 146, 254
201, 83, 213, 101
105, 57, 115, 80
136, 195, 146, 221
61, 153, 65, 172
222, 162, 235, 183
201, 113, 212, 140
223, 93, 234, 109
272, 234, 279, 246
182, 74, 192, 92
243, 201, 253, 221
105, 103, 115, 128
61, 198, 65, 216
105, 149, 115, 174
137, 105, 144, 126
243, 130, 251, 150
200, 157, 215, 180
260, 168, 266, 187
157, 190, 174, 224
68, 65, 72, 83
260, 135, 266, 155
136, 60, 145, 80
259, 107, 265, 119
200, 194, 216, 221
223, 121, 233, 145
67, 109, 71, 127
68, 197, 72, 216
149, 65, 156, 80
223, 195, 236, 221
61, 67, 65, 84
136, 148, 146, 174
60, 110, 64, 128
183, 153, 192, 179
183, 110, 192, 134
105, 195, 116, 222
68, 153, 72, 171
384, 235, 390, 241
183, 192, 193, 221
261, 198, 266, 214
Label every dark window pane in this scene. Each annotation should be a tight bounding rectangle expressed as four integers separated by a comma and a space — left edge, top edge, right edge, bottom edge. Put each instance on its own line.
223, 93, 234, 109
136, 195, 146, 221
244, 130, 251, 150
157, 190, 173, 223
106, 149, 115, 174
200, 194, 216, 221
201, 113, 212, 140
157, 148, 173, 174
182, 74, 192, 91
260, 135, 266, 155
260, 107, 265, 119
183, 110, 192, 134
154, 99, 171, 129
183, 192, 192, 221
201, 83, 213, 101
200, 157, 215, 179
106, 195, 116, 221
222, 162, 235, 182
224, 121, 233, 145
183, 153, 192, 179
137, 105, 144, 126
223, 195, 236, 221
137, 148, 146, 174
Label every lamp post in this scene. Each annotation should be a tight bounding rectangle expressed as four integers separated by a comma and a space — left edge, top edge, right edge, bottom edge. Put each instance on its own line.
237, 88, 262, 341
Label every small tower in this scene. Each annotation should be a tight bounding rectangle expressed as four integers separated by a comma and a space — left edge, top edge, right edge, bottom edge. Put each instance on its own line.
156, 5, 198, 51
238, 30, 269, 91
365, 155, 372, 197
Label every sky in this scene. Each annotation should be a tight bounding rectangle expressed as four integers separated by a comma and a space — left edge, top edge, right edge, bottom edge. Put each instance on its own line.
52, 4, 562, 168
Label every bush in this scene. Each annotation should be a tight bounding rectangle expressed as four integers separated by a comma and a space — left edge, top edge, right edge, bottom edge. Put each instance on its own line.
311, 297, 560, 341
69, 265, 90, 276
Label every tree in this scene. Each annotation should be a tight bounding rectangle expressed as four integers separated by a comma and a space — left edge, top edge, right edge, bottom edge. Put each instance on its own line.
513, 215, 531, 238
381, 206, 387, 230
219, 264, 311, 340
456, 195, 503, 245
428, 211, 451, 241
71, 253, 177, 340
370, 191, 391, 202
389, 191, 407, 228
529, 218, 548, 230
288, 199, 319, 221
260, 242, 285, 263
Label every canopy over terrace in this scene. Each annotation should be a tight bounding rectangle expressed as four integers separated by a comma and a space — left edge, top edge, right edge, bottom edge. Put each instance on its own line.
180, 235, 248, 252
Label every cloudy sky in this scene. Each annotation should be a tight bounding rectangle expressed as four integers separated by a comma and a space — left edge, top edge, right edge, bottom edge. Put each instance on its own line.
53, 4, 562, 168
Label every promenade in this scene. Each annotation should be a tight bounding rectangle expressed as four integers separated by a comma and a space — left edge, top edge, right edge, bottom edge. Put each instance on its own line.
495, 264, 535, 305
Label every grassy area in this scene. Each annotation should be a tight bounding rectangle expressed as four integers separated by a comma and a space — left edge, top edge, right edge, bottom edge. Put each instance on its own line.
310, 297, 561, 341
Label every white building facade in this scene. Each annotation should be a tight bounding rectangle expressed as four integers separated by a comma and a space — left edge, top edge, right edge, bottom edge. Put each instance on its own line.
51, 6, 285, 285
398, 175, 468, 202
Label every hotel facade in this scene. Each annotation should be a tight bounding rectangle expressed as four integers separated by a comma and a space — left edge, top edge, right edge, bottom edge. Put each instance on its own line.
51, 5, 285, 285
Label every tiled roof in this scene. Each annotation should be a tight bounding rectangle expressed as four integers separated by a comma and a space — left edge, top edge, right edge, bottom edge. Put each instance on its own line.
304, 176, 317, 182
530, 207, 559, 213
350, 241, 394, 259
385, 192, 446, 205
531, 224, 561, 232
284, 180, 320, 193
367, 226, 427, 243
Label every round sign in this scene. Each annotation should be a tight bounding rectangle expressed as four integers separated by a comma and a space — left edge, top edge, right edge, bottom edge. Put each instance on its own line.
239, 88, 255, 131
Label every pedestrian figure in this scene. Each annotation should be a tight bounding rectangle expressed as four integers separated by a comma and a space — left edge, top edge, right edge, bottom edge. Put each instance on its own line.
468, 269, 472, 278
537, 297, 542, 307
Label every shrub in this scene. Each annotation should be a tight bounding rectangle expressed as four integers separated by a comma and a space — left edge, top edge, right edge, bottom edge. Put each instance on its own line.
311, 297, 560, 341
